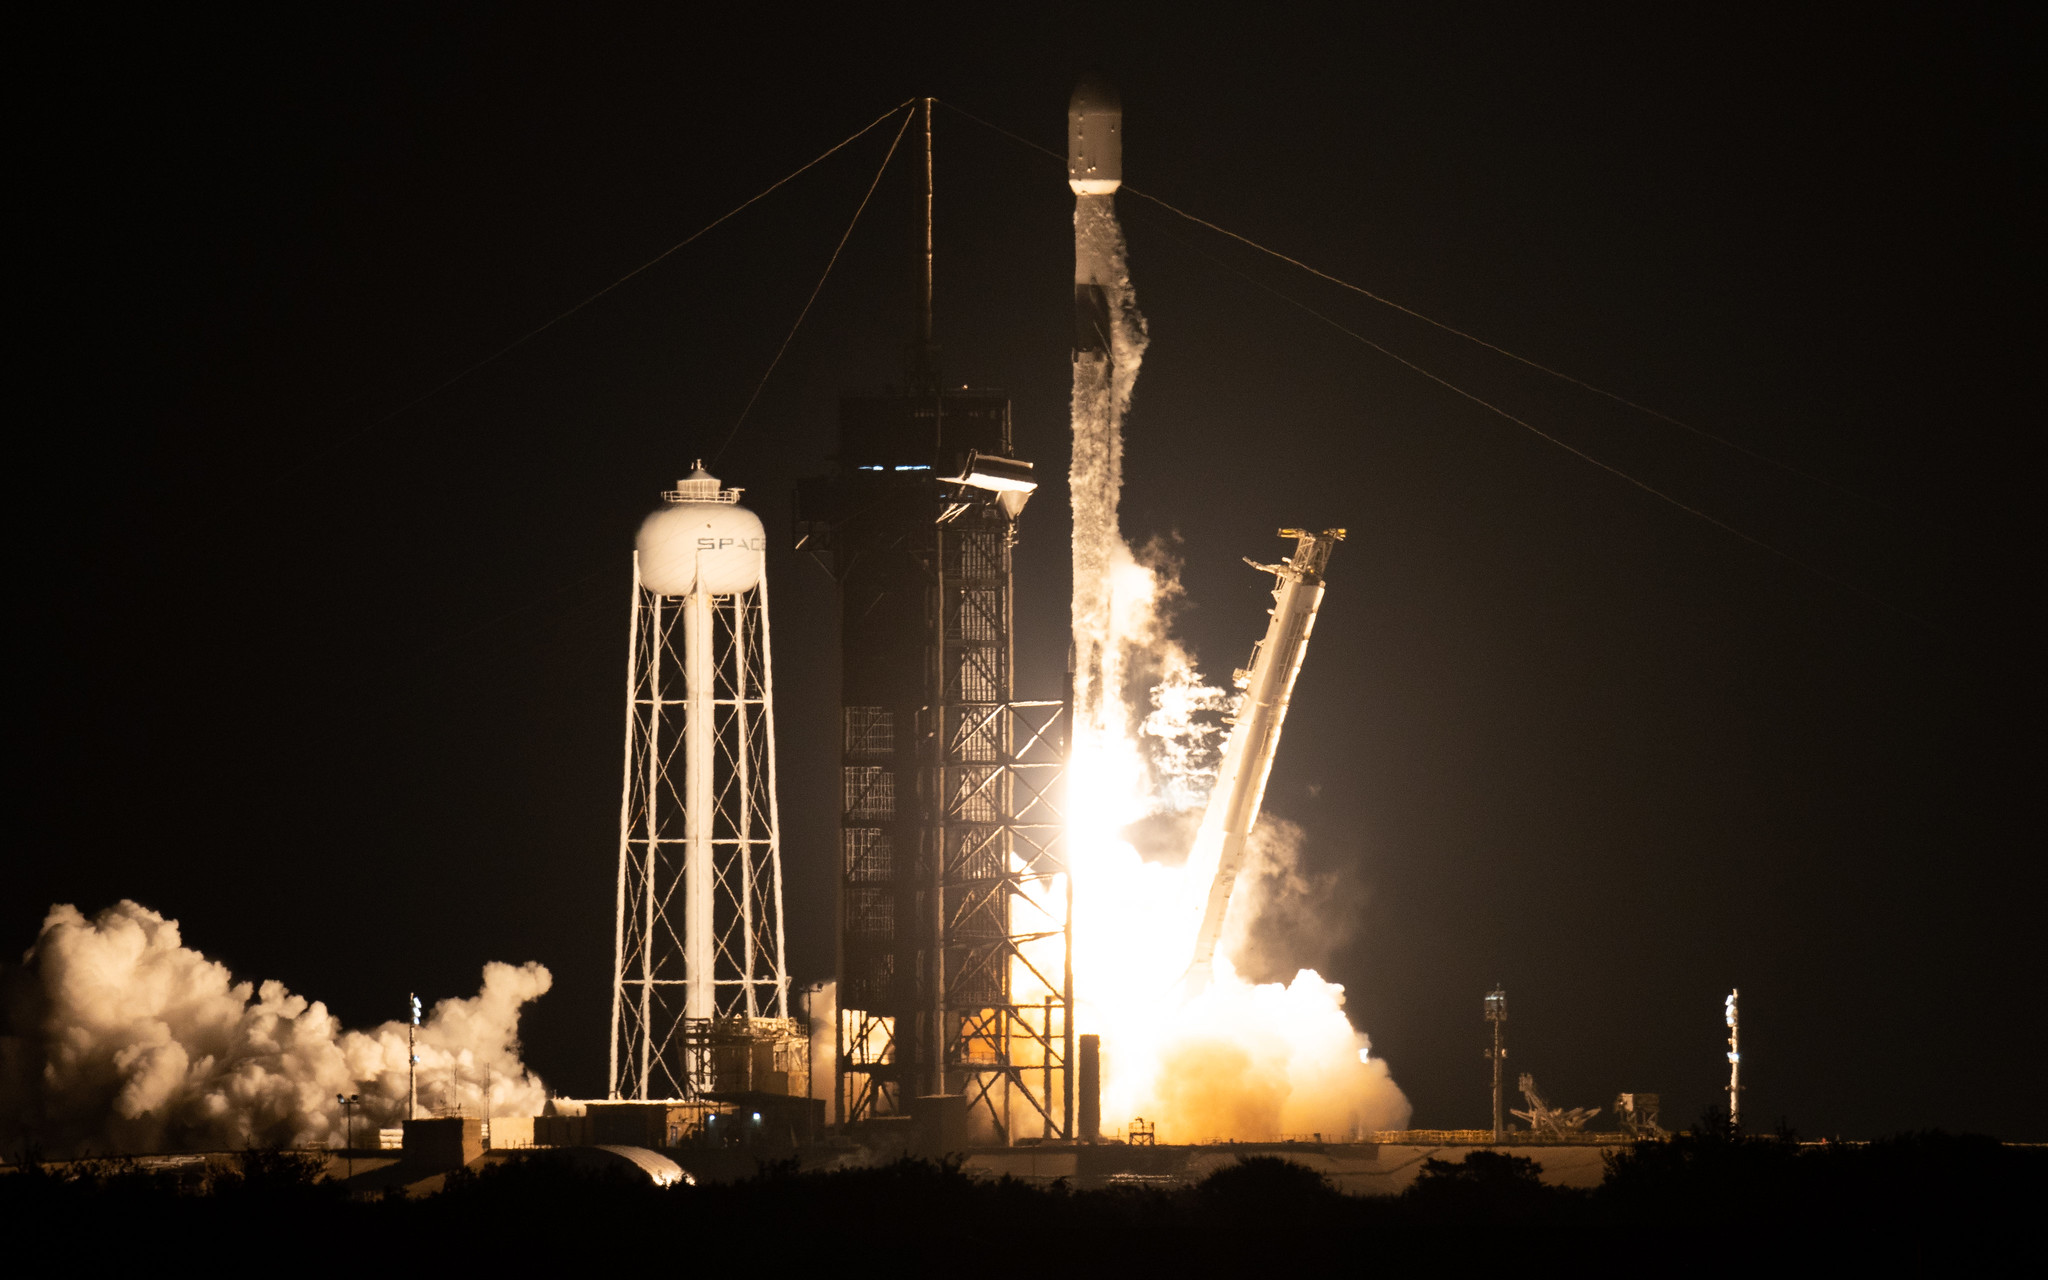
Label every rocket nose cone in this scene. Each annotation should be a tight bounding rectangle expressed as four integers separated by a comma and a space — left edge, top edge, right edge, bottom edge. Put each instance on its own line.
1068, 76, 1122, 194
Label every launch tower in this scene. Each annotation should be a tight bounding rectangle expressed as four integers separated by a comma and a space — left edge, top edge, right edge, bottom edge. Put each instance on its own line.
794, 101, 1073, 1142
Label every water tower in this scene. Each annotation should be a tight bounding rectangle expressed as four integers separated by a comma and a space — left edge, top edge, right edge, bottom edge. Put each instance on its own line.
609, 463, 800, 1102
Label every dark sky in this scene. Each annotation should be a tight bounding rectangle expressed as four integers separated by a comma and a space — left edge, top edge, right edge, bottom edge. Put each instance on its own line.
18, 4, 2039, 1138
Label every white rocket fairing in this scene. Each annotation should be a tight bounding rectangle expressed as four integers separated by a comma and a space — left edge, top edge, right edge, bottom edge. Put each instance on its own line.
1070, 78, 1123, 357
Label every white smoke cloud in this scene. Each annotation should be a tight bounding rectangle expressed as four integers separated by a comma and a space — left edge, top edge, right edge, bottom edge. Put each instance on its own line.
1065, 190, 1410, 1144
1147, 968, 1410, 1143
1, 900, 552, 1157
1218, 816, 1364, 986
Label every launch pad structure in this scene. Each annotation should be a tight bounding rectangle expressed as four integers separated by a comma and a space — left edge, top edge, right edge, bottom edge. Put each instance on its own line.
796, 395, 1072, 1141
795, 99, 1074, 1143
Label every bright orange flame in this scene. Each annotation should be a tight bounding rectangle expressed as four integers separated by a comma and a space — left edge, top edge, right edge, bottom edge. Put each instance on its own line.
1039, 542, 1410, 1144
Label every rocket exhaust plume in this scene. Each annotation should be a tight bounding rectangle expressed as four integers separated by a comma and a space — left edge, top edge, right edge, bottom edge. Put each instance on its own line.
2, 901, 552, 1157
1061, 81, 1409, 1142
1069, 75, 1146, 751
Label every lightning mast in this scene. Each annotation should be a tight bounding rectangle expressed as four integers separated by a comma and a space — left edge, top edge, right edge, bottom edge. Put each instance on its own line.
610, 464, 798, 1102
1485, 988, 1507, 1143
1185, 528, 1345, 985
1725, 988, 1741, 1128
795, 98, 1069, 1140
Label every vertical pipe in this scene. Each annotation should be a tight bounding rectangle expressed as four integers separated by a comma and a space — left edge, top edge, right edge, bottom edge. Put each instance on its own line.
1492, 1016, 1504, 1144
735, 591, 758, 1020
921, 96, 933, 355
759, 569, 790, 1021
1062, 868, 1075, 1140
639, 595, 664, 1097
610, 556, 643, 1099
1078, 1032, 1100, 1143
685, 589, 716, 1032
928, 523, 947, 1098
1486, 986, 1506, 1144
1726, 988, 1741, 1129
1000, 523, 1017, 1147
1042, 996, 1053, 1140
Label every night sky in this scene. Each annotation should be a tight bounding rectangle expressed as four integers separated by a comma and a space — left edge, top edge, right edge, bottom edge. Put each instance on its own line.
18, 5, 2038, 1139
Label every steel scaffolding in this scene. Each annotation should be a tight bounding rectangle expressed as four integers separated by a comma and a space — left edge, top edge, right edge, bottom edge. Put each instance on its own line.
610, 540, 796, 1102
799, 393, 1072, 1143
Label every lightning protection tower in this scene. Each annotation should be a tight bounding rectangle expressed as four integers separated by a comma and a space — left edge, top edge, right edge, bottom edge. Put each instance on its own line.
793, 101, 1071, 1144
1725, 988, 1741, 1128
1485, 987, 1507, 1143
610, 464, 801, 1103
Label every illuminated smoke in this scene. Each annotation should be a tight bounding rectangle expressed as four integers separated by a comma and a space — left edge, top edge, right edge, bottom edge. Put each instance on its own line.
1, 900, 551, 1157
1064, 202, 1410, 1143
1069, 197, 1149, 758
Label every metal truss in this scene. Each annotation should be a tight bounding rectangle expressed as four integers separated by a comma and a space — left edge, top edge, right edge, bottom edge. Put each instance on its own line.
611, 554, 791, 1101
937, 696, 1073, 1141
835, 503, 1073, 1141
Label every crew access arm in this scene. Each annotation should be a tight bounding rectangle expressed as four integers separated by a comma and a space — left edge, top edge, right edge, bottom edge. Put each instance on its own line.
1184, 528, 1344, 988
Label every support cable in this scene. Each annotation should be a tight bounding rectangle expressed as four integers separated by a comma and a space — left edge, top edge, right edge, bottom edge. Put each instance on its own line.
935, 98, 1902, 518
281, 99, 918, 478
1146, 217, 1944, 636
712, 105, 915, 463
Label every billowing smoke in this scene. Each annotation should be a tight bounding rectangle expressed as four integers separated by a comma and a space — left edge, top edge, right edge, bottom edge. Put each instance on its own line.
1065, 187, 1410, 1143
1, 900, 552, 1157
1148, 974, 1409, 1142
1218, 817, 1366, 986
1069, 197, 1150, 754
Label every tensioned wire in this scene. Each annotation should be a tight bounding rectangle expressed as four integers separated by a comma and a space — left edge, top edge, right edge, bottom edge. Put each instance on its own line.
303, 105, 922, 716
711, 104, 916, 464
277, 98, 920, 480
933, 98, 1901, 520
286, 96, 1942, 656
935, 97, 1942, 636
1137, 212, 1943, 637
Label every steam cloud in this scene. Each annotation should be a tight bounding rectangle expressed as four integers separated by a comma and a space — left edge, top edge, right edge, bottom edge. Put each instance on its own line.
1066, 189, 1410, 1143
2, 900, 552, 1157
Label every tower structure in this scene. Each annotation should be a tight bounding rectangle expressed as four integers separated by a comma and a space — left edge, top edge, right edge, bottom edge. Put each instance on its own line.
610, 464, 800, 1103
1485, 987, 1507, 1143
794, 100, 1071, 1141
1724, 988, 1741, 1128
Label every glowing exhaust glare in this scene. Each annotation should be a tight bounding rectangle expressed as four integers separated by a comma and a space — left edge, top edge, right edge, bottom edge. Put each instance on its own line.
1058, 78, 1409, 1141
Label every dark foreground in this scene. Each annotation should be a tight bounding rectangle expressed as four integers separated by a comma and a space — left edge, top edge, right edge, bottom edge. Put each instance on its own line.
6, 1124, 2039, 1263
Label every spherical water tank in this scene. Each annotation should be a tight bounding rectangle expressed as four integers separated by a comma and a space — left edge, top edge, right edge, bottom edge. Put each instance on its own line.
635, 466, 765, 596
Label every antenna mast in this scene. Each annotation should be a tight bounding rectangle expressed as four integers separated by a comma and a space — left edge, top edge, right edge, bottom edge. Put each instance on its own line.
922, 96, 934, 357
1725, 988, 1742, 1128
1485, 987, 1507, 1143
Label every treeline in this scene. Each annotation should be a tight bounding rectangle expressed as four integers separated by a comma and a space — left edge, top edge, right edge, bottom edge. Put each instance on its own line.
5, 1118, 2038, 1260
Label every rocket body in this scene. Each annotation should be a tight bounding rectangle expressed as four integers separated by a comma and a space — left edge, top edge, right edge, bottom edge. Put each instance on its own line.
1070, 79, 1123, 359
1067, 77, 1146, 804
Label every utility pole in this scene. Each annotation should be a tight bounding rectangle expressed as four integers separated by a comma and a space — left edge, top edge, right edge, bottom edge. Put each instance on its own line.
407, 993, 422, 1121
1485, 988, 1507, 1143
337, 1093, 359, 1183
1724, 988, 1741, 1129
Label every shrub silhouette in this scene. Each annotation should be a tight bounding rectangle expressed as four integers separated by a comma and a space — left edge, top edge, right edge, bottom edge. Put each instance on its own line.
1405, 1149, 1574, 1222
